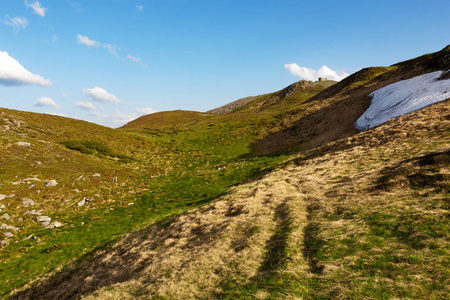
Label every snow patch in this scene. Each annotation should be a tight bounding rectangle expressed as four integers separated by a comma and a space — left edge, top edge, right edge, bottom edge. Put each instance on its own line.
355, 70, 450, 130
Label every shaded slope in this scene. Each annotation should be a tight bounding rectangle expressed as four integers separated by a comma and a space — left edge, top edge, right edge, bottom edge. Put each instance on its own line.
252, 44, 450, 155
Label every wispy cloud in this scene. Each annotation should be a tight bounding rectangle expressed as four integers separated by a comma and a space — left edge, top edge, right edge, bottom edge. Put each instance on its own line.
82, 87, 122, 104
61, 90, 70, 97
75, 101, 96, 111
126, 54, 147, 68
103, 44, 120, 59
76, 34, 146, 66
0, 51, 52, 86
2, 16, 28, 32
284, 64, 349, 82
70, 2, 84, 13
77, 34, 100, 47
25, 0, 47, 17
34, 96, 60, 108
136, 5, 144, 11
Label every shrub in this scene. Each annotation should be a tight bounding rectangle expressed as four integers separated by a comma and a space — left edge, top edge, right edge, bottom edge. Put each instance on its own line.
61, 140, 133, 162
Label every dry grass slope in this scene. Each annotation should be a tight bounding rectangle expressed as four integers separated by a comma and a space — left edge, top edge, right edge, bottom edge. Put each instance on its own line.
10, 99, 450, 299
4, 45, 450, 299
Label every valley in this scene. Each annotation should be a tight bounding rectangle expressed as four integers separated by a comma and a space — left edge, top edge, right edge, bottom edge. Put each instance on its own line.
1, 45, 449, 299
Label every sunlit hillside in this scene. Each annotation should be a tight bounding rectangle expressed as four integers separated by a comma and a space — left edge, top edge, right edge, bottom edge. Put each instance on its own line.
1, 45, 449, 299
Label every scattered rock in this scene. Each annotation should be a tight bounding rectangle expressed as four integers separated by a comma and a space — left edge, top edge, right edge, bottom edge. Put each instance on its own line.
22, 198, 35, 207
3, 232, 13, 238
24, 209, 43, 216
1, 240, 9, 246
34, 216, 51, 227
0, 194, 6, 201
77, 198, 86, 207
16, 142, 31, 147
23, 178, 42, 182
113, 177, 118, 183
23, 235, 36, 240
11, 181, 23, 185
44, 180, 58, 187
7, 194, 15, 198
93, 173, 101, 177
46, 221, 63, 229
1, 213, 10, 220
1, 224, 19, 231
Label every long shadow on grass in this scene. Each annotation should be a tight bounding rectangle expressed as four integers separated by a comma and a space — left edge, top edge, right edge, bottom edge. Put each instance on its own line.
254, 200, 293, 281
303, 198, 325, 275
214, 200, 294, 299
9, 211, 229, 300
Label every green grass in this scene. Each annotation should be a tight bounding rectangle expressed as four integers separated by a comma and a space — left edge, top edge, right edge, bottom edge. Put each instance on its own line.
2, 51, 450, 298
0, 106, 291, 297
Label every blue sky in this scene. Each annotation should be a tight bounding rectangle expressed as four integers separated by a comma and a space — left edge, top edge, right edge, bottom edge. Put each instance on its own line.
0, 0, 449, 127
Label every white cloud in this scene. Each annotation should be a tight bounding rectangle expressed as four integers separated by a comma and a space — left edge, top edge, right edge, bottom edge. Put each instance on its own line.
77, 35, 100, 47
34, 96, 60, 109
91, 108, 156, 127
77, 36, 146, 65
103, 44, 120, 59
284, 64, 349, 82
70, 2, 84, 13
48, 112, 68, 117
75, 101, 96, 111
2, 16, 28, 32
0, 51, 52, 86
126, 54, 147, 67
61, 90, 70, 97
25, 0, 47, 17
82, 87, 122, 104
136, 5, 144, 11
134, 107, 156, 115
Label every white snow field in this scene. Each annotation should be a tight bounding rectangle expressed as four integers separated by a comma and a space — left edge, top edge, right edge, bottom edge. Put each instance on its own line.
355, 70, 450, 130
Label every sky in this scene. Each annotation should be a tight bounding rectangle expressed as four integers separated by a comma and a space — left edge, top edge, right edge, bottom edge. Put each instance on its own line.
0, 0, 449, 128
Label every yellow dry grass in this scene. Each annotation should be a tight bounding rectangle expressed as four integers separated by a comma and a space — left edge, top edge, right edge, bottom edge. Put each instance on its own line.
83, 100, 449, 299
8, 100, 450, 299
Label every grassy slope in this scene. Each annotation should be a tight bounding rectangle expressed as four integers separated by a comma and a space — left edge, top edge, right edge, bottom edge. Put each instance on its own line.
3, 45, 450, 299
1, 79, 334, 296
1, 87, 309, 296
10, 99, 449, 300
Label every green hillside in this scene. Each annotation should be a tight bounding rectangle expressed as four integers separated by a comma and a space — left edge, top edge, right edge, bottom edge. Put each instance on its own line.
1, 45, 450, 299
